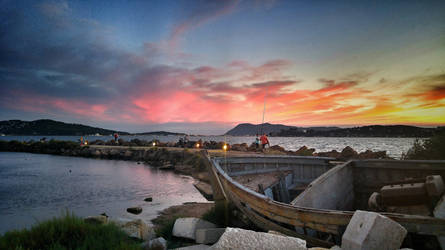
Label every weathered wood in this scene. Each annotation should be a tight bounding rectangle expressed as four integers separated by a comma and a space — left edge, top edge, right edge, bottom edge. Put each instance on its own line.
200, 150, 226, 202
206, 156, 445, 238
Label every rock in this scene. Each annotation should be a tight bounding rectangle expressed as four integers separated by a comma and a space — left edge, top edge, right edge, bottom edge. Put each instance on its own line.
142, 237, 167, 250
270, 145, 286, 152
172, 217, 217, 240
211, 227, 306, 250
127, 206, 143, 214
340, 146, 358, 160
358, 150, 388, 159
294, 146, 315, 156
330, 246, 341, 250
195, 228, 226, 244
112, 218, 155, 241
92, 150, 102, 157
174, 245, 209, 250
341, 210, 407, 250
84, 215, 107, 224
144, 197, 153, 202
316, 150, 341, 158
231, 143, 248, 152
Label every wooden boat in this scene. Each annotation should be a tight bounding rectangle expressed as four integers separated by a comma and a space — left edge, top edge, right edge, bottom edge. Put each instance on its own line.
202, 151, 445, 247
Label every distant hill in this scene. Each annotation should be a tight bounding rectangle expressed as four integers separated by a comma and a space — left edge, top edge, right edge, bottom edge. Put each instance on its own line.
225, 123, 340, 136
226, 123, 437, 137
225, 123, 294, 136
274, 125, 436, 137
0, 119, 129, 136
134, 131, 186, 136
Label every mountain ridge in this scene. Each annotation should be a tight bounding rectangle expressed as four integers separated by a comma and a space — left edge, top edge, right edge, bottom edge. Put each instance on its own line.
225, 123, 438, 137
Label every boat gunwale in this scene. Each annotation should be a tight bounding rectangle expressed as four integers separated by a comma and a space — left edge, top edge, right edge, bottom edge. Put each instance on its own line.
210, 155, 445, 236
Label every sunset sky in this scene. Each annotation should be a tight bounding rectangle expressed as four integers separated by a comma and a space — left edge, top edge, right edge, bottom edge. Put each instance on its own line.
0, 0, 444, 134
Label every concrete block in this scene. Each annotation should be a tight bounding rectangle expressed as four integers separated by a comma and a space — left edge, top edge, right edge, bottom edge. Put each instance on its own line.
211, 227, 306, 250
172, 218, 217, 240
342, 210, 407, 250
380, 183, 427, 206
426, 175, 444, 197
433, 195, 445, 250
195, 228, 226, 244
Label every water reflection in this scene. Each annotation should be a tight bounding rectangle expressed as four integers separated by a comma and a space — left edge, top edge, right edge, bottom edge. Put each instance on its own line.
0, 152, 207, 234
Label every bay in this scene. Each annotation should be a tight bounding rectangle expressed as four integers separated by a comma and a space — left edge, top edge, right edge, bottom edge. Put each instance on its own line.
0, 152, 207, 234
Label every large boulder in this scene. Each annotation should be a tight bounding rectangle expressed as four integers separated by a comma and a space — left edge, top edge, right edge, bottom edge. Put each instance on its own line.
195, 228, 226, 244
341, 210, 407, 250
211, 227, 306, 250
340, 146, 358, 160
172, 218, 217, 240
111, 218, 156, 241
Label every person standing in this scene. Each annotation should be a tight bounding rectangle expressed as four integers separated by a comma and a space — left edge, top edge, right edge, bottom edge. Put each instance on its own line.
255, 134, 260, 149
260, 134, 270, 149
114, 133, 119, 142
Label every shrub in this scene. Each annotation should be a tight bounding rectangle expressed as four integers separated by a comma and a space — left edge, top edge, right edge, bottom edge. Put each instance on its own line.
402, 128, 445, 160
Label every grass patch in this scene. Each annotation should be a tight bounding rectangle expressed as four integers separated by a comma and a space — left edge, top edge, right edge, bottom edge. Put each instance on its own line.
0, 212, 141, 250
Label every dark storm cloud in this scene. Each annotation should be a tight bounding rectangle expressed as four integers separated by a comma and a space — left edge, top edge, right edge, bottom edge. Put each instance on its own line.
0, 1, 150, 102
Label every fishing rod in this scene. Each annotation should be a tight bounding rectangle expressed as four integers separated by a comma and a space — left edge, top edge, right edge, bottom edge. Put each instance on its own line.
260, 94, 267, 135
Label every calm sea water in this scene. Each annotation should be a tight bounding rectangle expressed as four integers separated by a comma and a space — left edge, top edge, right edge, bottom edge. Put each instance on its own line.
0, 152, 207, 234
2, 135, 417, 158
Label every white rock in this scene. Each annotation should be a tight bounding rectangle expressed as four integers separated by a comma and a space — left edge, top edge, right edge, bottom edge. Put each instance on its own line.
211, 227, 306, 250
172, 218, 217, 240
195, 228, 226, 244
341, 210, 407, 250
